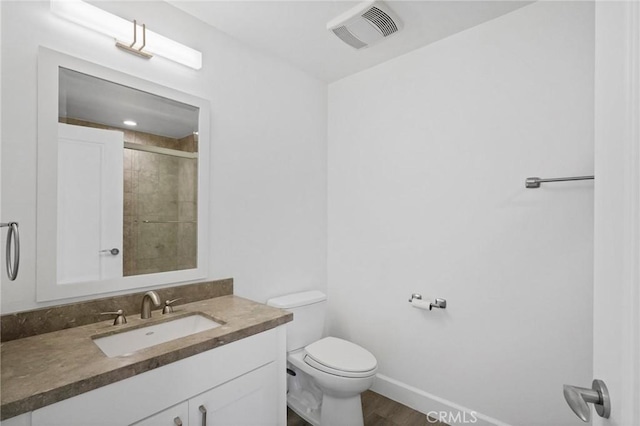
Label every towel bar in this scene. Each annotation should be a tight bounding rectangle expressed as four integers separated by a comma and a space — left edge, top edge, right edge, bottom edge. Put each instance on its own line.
525, 175, 594, 189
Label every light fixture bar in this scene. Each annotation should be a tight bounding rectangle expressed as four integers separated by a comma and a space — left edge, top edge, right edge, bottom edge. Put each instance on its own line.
51, 0, 202, 70
115, 20, 153, 59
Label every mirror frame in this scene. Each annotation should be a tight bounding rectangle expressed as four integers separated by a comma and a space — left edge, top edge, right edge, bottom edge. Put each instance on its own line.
36, 47, 210, 302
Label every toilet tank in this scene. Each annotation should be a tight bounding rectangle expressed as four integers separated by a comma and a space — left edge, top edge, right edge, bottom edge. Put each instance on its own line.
267, 291, 327, 352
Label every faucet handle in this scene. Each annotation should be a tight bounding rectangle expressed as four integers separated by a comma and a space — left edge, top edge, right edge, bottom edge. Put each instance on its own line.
100, 309, 127, 325
162, 298, 183, 314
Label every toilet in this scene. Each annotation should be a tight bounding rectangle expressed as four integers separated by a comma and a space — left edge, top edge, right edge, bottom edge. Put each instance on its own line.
267, 291, 377, 426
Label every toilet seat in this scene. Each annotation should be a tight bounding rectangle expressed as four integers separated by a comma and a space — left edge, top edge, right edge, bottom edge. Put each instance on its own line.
304, 337, 377, 378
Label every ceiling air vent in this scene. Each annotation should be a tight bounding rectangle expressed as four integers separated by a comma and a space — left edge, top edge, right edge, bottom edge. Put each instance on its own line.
327, 0, 403, 50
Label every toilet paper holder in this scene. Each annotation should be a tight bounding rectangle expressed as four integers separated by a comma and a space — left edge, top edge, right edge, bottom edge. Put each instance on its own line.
408, 294, 447, 311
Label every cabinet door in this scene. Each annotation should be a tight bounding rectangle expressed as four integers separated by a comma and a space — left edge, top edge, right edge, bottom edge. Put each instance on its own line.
0, 413, 31, 426
188, 362, 278, 426
130, 401, 188, 426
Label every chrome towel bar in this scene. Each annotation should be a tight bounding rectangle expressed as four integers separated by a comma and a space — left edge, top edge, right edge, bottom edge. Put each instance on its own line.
525, 175, 594, 189
135, 220, 197, 224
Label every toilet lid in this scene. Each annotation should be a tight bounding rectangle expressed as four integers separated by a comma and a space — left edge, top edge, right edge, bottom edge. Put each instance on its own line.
304, 337, 377, 377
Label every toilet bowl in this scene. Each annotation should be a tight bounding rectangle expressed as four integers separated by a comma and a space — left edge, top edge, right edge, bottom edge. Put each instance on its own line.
267, 291, 378, 426
289, 337, 377, 426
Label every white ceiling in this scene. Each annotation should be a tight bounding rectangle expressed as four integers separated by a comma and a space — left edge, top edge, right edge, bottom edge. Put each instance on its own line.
170, 1, 533, 83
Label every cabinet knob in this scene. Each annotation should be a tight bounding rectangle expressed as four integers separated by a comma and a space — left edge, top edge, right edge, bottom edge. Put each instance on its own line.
173, 416, 183, 426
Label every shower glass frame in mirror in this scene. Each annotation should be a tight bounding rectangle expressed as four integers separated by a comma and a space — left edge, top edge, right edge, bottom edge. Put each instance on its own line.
36, 47, 210, 302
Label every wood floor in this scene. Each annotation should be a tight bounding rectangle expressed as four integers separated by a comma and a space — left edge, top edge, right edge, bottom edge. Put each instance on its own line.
287, 390, 448, 426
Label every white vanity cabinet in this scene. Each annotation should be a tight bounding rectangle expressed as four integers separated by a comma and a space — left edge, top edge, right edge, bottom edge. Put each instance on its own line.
186, 362, 278, 426
22, 327, 286, 426
0, 413, 31, 426
131, 363, 277, 426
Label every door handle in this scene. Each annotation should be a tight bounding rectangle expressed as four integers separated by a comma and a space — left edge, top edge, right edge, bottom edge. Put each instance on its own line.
99, 248, 120, 255
563, 379, 610, 422
173, 417, 183, 426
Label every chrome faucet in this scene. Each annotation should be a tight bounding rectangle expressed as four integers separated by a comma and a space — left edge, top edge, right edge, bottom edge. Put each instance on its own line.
140, 291, 161, 319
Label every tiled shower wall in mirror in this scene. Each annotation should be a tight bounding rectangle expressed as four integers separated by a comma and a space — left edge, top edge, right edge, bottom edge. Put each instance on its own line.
124, 148, 197, 275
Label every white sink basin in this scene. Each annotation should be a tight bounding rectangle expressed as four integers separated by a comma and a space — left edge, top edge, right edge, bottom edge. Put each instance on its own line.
93, 314, 221, 357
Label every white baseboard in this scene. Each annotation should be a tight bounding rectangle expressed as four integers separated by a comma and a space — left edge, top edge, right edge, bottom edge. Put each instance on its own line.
371, 374, 512, 426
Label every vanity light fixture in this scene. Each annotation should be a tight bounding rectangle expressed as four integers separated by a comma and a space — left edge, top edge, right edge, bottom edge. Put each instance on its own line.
50, 0, 202, 70
116, 20, 152, 60
123, 120, 138, 127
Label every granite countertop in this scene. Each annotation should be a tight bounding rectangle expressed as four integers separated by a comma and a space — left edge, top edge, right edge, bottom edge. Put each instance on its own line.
0, 295, 292, 420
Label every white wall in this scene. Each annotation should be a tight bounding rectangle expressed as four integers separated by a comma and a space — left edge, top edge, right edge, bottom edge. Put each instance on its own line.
327, 3, 593, 426
0, 1, 327, 313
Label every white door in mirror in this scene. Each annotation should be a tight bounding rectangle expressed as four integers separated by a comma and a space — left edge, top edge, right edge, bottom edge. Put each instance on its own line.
57, 123, 123, 284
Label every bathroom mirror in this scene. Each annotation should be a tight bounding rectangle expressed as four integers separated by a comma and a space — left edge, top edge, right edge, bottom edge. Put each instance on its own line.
37, 47, 210, 302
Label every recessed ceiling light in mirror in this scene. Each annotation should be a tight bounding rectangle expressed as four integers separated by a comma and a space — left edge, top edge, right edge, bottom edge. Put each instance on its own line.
123, 120, 137, 126
58, 67, 199, 138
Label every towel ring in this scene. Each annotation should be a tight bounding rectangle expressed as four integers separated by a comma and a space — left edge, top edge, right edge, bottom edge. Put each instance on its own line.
1, 222, 20, 281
